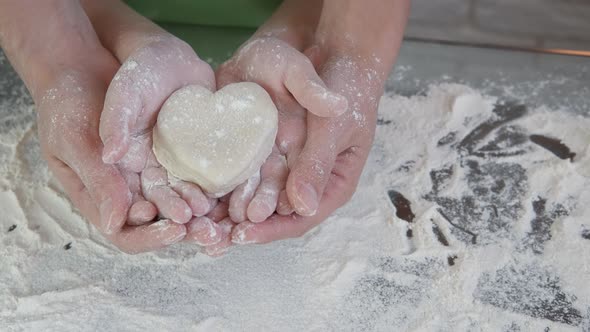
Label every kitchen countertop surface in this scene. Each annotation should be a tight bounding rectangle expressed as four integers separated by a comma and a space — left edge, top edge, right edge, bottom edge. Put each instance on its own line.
1, 41, 589, 331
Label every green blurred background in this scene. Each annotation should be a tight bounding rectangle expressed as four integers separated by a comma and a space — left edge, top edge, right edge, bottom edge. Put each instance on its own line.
125, 0, 281, 66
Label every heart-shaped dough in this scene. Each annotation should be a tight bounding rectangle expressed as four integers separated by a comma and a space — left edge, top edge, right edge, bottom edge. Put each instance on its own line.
153, 82, 278, 197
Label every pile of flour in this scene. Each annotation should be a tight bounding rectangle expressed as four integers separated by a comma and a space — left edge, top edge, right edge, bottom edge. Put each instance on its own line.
1, 52, 589, 330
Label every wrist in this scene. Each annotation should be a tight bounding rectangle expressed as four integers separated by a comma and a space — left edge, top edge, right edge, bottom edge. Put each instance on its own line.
252, 0, 323, 49
315, 0, 409, 78
81, 0, 174, 62
0, 1, 111, 100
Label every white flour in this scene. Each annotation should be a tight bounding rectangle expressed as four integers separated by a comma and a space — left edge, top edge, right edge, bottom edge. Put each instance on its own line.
0, 55, 589, 331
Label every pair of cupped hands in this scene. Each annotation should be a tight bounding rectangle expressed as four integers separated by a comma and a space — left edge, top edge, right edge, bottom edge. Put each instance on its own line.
38, 27, 379, 255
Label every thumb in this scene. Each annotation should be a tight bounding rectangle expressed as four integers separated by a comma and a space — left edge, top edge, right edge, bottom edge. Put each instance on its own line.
65, 137, 131, 235
100, 41, 215, 164
283, 55, 348, 118
99, 58, 147, 164
286, 121, 339, 216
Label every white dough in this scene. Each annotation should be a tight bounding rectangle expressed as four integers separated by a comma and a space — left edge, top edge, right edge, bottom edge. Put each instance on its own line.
152, 83, 278, 197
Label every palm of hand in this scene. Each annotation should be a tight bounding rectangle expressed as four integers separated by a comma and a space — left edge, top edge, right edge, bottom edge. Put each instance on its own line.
216, 37, 344, 219
36, 63, 188, 253
231, 55, 383, 244
99, 39, 219, 225
59, 36, 380, 253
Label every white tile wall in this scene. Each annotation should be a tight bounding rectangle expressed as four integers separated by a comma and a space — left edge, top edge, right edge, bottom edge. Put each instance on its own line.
406, 0, 590, 51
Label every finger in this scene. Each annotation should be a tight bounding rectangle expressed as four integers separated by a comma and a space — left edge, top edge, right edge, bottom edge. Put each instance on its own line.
185, 216, 223, 246
286, 120, 339, 217
207, 201, 229, 222
219, 193, 231, 203
62, 141, 131, 235
219, 38, 346, 118
127, 199, 157, 226
205, 218, 235, 257
274, 95, 306, 170
48, 158, 102, 227
48, 158, 181, 253
99, 60, 142, 164
116, 133, 151, 173
232, 151, 362, 244
283, 56, 348, 117
41, 79, 129, 239
303, 45, 322, 68
228, 171, 261, 223
247, 151, 288, 223
276, 190, 294, 216
120, 169, 156, 225
120, 168, 142, 194
100, 40, 215, 164
169, 178, 214, 217
112, 220, 187, 254
215, 64, 239, 90
141, 167, 192, 224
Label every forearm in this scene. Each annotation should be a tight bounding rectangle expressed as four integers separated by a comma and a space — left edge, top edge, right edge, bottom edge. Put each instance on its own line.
80, 0, 171, 62
0, 0, 111, 99
316, 0, 410, 80
252, 0, 323, 50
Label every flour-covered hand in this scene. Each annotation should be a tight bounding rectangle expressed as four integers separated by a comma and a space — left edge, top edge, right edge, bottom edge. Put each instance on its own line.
217, 37, 347, 224
0, 0, 205, 253
231, 54, 383, 244
228, 0, 410, 243
82, 0, 219, 228
37, 66, 190, 253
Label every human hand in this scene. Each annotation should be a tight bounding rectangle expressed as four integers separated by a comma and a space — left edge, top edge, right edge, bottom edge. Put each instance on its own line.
99, 36, 218, 225
0, 0, 209, 253
80, 0, 224, 244
36, 65, 225, 253
36, 63, 192, 253
230, 52, 383, 244
217, 37, 348, 226
222, 0, 409, 245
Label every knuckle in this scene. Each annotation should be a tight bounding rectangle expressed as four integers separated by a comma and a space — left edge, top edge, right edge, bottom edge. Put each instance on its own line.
141, 167, 167, 185
298, 55, 314, 69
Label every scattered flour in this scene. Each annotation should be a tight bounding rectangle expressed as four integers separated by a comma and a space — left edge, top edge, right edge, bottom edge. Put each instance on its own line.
0, 48, 589, 331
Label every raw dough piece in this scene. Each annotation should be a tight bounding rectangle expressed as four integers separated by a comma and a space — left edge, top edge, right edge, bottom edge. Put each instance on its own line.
153, 83, 278, 197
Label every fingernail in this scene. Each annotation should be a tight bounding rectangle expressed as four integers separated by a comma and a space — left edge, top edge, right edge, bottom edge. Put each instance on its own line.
170, 201, 192, 224
99, 198, 115, 234
192, 198, 212, 217
247, 199, 273, 223
320, 90, 348, 116
231, 223, 258, 245
188, 217, 222, 246
294, 181, 318, 216
183, 206, 193, 222
277, 198, 294, 215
